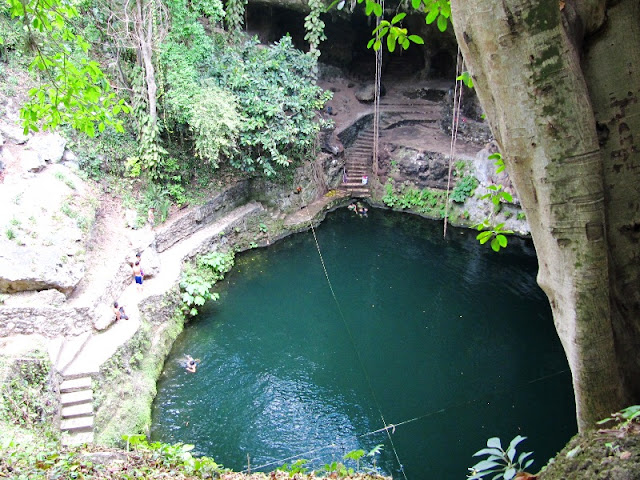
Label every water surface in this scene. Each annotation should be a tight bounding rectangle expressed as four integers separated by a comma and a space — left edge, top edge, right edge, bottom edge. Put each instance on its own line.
151, 208, 576, 478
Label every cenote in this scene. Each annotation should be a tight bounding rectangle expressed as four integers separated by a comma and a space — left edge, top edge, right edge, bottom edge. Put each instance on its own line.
151, 208, 576, 479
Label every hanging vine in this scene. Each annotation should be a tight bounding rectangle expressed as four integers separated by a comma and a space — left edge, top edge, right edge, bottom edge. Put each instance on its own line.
225, 0, 247, 36
304, 0, 327, 65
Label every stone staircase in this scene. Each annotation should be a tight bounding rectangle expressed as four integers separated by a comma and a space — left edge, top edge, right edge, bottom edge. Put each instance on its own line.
60, 373, 95, 446
340, 86, 447, 198
342, 128, 374, 198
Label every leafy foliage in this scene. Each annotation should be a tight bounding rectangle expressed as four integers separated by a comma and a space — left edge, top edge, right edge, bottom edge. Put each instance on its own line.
475, 219, 513, 252
451, 175, 479, 203
468, 435, 534, 480
481, 184, 514, 211
278, 458, 309, 476
368, 13, 424, 52
304, 0, 327, 61
329, 0, 451, 51
382, 180, 447, 217
190, 85, 242, 168
489, 152, 505, 173
0, 435, 225, 478
597, 405, 640, 428
0, 354, 55, 430
5, 0, 128, 135
457, 71, 474, 88
207, 35, 332, 176
225, 0, 247, 35
180, 251, 235, 316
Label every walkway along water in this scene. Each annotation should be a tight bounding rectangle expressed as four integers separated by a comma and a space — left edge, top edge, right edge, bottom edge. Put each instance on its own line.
56, 193, 348, 446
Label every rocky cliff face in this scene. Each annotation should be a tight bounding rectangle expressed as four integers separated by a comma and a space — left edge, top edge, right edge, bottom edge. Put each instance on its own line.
0, 129, 95, 296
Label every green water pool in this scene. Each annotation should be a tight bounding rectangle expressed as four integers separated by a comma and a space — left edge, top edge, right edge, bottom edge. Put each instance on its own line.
151, 207, 576, 479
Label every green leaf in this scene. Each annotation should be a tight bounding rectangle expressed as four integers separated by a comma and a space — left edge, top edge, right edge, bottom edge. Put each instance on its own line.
473, 448, 504, 458
487, 437, 502, 449
504, 467, 516, 480
387, 33, 396, 52
408, 34, 424, 44
425, 8, 438, 24
411, 0, 421, 8
391, 12, 406, 24
437, 13, 448, 31
373, 2, 382, 16
491, 237, 500, 252
472, 459, 501, 471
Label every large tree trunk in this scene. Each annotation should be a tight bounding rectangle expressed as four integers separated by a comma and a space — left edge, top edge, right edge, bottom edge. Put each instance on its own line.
450, 0, 640, 430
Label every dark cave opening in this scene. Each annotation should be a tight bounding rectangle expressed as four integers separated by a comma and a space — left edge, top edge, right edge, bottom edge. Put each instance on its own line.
245, 4, 458, 83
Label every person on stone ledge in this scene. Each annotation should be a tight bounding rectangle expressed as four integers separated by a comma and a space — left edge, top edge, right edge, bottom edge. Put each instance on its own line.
113, 302, 121, 322
132, 261, 143, 292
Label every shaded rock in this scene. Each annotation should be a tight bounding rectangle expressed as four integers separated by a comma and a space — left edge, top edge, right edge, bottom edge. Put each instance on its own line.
321, 130, 344, 155
62, 149, 79, 168
0, 122, 29, 144
124, 209, 138, 229
27, 133, 67, 164
155, 182, 251, 252
382, 145, 450, 189
21, 149, 46, 173
0, 245, 85, 295
355, 83, 386, 103
2, 288, 67, 307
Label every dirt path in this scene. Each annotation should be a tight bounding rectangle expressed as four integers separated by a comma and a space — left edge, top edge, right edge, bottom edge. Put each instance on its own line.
66, 193, 133, 306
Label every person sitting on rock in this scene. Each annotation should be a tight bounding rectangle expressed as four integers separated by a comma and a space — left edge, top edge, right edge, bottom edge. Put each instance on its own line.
113, 302, 122, 322
119, 306, 129, 321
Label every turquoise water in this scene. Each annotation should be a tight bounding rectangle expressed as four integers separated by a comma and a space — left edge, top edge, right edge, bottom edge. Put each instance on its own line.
151, 208, 576, 479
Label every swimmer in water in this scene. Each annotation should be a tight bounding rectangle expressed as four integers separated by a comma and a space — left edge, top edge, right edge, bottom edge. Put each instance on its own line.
183, 355, 199, 373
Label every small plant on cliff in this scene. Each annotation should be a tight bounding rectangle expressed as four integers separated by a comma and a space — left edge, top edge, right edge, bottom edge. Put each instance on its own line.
467, 435, 534, 480
180, 251, 235, 316
278, 458, 309, 476
0, 353, 56, 431
451, 175, 479, 203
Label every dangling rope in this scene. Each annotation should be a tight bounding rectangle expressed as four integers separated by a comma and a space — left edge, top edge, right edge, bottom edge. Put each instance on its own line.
305, 210, 409, 480
443, 47, 464, 239
372, 0, 384, 177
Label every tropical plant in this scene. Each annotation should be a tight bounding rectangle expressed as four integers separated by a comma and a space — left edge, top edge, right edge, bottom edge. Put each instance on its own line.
475, 219, 513, 252
467, 435, 534, 480
179, 251, 235, 316
597, 405, 640, 428
207, 35, 332, 177
190, 85, 242, 167
278, 458, 309, 477
304, 0, 327, 62
451, 174, 479, 203
5, 0, 129, 135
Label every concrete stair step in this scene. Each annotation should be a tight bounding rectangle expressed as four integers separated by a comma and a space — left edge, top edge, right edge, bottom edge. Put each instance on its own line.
61, 389, 93, 406
62, 402, 94, 419
61, 431, 94, 447
61, 415, 94, 432
60, 376, 92, 393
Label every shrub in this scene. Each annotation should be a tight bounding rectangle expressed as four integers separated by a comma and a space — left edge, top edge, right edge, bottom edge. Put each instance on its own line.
451, 175, 479, 203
